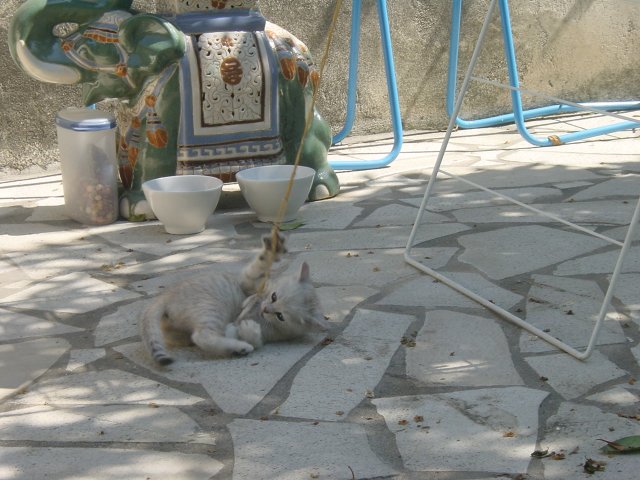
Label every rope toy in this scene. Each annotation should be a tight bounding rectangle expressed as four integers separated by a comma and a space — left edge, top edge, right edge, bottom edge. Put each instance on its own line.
259, 0, 345, 293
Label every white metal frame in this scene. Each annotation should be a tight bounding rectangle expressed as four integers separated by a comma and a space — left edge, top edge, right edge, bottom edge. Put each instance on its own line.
404, 0, 640, 360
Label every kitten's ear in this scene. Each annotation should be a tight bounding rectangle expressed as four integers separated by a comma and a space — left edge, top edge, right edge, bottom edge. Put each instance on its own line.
299, 262, 311, 283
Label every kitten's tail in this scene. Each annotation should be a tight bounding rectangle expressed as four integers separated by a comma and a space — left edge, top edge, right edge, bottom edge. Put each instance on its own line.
140, 298, 173, 366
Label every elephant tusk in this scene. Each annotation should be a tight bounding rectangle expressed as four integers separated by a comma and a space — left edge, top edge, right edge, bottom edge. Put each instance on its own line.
16, 40, 81, 84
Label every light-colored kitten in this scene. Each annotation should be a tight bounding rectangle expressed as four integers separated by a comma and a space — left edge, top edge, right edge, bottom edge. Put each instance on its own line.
140, 234, 328, 366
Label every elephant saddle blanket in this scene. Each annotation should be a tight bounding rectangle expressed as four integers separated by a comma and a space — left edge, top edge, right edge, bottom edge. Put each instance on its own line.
175, 11, 284, 181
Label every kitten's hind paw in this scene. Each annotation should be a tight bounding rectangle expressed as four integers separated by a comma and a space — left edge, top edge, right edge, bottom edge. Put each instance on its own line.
232, 342, 255, 357
154, 355, 174, 366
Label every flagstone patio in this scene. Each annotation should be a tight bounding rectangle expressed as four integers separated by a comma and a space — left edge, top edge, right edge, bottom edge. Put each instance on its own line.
1, 115, 639, 479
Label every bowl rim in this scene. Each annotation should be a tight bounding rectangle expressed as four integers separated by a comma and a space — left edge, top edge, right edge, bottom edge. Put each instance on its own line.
142, 175, 223, 193
235, 164, 315, 183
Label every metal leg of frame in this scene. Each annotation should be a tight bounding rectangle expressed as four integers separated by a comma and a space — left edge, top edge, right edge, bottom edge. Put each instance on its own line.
404, 0, 640, 360
329, 0, 403, 170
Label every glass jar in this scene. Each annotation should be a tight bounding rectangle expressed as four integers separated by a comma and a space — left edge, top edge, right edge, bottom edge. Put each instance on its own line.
56, 107, 119, 225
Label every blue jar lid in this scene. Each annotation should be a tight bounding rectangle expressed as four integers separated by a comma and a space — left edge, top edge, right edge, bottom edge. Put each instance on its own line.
55, 107, 116, 131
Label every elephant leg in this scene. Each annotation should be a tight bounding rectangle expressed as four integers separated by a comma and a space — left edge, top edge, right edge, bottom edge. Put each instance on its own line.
120, 189, 153, 222
117, 68, 181, 221
119, 144, 179, 221
118, 133, 179, 221
310, 166, 340, 201
303, 111, 340, 201
279, 75, 339, 201
117, 138, 179, 221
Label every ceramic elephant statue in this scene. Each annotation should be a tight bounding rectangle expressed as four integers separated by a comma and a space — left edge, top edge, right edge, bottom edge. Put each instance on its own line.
9, 0, 339, 221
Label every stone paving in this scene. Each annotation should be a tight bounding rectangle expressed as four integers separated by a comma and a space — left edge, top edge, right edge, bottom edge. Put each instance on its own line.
1, 116, 639, 479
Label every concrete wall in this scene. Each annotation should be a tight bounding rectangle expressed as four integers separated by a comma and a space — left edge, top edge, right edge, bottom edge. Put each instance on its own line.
2, 0, 639, 176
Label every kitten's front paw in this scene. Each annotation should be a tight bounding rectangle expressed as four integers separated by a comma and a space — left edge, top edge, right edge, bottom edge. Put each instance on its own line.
225, 323, 238, 339
237, 319, 263, 348
262, 233, 287, 260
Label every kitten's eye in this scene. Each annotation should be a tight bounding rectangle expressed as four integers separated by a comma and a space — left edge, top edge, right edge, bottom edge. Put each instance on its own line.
271, 292, 277, 303
275, 312, 285, 322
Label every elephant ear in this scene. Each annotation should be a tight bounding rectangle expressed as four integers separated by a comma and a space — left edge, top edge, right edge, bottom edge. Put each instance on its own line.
118, 14, 185, 81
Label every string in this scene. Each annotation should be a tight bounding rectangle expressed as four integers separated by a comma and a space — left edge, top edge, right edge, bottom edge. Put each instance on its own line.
260, 0, 345, 293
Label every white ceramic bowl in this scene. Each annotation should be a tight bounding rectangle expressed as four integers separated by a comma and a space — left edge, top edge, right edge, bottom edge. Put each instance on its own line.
236, 165, 314, 223
142, 175, 223, 234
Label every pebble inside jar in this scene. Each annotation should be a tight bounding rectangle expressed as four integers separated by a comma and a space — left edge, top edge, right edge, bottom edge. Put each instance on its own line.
55, 108, 119, 225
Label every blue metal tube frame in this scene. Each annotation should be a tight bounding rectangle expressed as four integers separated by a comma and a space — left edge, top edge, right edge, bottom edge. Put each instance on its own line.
331, 0, 362, 145
447, 0, 640, 146
329, 0, 403, 170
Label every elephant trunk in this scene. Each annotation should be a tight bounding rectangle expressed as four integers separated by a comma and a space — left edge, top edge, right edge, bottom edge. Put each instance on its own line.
13, 38, 80, 84
8, 0, 132, 84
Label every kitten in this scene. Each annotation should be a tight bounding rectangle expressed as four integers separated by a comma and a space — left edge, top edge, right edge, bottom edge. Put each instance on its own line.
140, 234, 328, 366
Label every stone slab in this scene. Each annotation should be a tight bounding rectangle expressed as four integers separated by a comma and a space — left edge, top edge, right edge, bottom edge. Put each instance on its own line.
0, 308, 83, 341
13, 369, 204, 406
331, 184, 393, 202
1, 272, 140, 314
286, 224, 471, 251
4, 243, 134, 281
570, 175, 640, 200
554, 245, 640, 275
0, 175, 64, 207
377, 271, 522, 310
0, 447, 222, 480
632, 343, 640, 365
317, 285, 378, 323
94, 299, 153, 347
586, 385, 640, 406
607, 273, 640, 327
0, 337, 70, 401
519, 275, 627, 353
553, 181, 595, 189
229, 419, 398, 480
277, 309, 413, 421
66, 349, 106, 371
398, 177, 481, 197
0, 223, 89, 254
442, 164, 603, 188
354, 203, 449, 227
0, 204, 22, 220
453, 200, 637, 225
459, 225, 605, 279
129, 265, 213, 297
284, 247, 456, 288
502, 145, 636, 168
89, 218, 238, 256
402, 187, 562, 212
542, 402, 640, 480
0, 404, 215, 444
116, 337, 323, 415
407, 310, 524, 387
366, 173, 427, 189
26, 202, 69, 222
525, 351, 628, 399
604, 224, 640, 242
298, 202, 362, 229
0, 256, 34, 302
118, 248, 251, 276
373, 387, 548, 473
